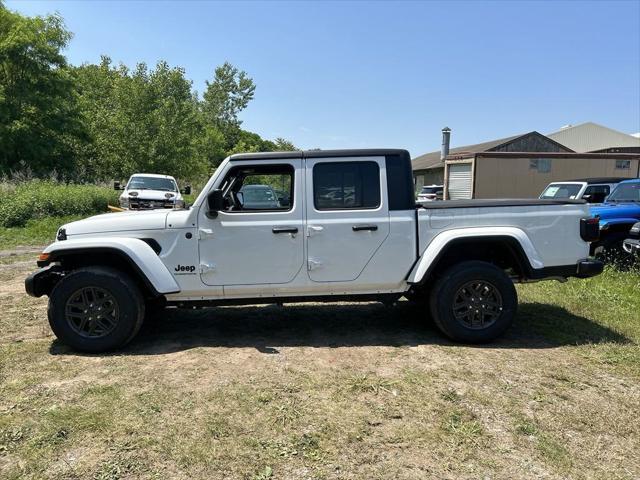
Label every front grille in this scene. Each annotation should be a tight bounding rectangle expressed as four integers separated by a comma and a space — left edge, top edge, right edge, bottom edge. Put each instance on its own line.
129, 199, 175, 210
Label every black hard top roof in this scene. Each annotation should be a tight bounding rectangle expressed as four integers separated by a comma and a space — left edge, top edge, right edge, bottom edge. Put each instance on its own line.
229, 149, 410, 161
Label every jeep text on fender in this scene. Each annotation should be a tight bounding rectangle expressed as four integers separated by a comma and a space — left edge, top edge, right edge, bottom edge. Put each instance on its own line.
26, 149, 603, 352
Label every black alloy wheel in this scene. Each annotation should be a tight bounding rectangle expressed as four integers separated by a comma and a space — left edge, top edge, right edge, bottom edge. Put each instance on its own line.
65, 286, 120, 338
451, 280, 503, 330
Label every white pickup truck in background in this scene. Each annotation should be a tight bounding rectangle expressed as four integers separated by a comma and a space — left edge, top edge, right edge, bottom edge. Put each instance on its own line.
26, 149, 603, 352
115, 173, 191, 210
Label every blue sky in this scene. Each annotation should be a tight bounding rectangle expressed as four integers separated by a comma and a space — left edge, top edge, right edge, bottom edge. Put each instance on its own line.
7, 0, 640, 157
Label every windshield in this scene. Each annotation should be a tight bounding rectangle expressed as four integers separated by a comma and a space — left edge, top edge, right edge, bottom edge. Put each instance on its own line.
127, 176, 177, 192
540, 183, 582, 199
607, 183, 640, 202
420, 187, 442, 194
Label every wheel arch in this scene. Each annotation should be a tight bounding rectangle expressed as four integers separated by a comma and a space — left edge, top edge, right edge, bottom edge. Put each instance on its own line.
408, 229, 541, 286
39, 239, 180, 298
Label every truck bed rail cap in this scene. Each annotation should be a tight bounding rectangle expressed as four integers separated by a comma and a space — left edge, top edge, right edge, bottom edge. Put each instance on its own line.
420, 198, 587, 209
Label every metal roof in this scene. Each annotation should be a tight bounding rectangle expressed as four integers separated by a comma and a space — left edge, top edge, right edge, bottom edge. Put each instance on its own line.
411, 133, 528, 171
131, 173, 176, 179
547, 122, 640, 153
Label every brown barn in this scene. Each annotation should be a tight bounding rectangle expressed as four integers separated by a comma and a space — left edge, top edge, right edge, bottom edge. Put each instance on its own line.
412, 123, 640, 199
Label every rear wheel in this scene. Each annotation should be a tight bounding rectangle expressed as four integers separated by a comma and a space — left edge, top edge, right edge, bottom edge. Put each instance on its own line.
48, 267, 145, 352
429, 261, 517, 343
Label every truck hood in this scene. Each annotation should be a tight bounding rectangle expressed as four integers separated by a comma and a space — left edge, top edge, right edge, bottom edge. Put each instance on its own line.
590, 202, 640, 219
62, 210, 170, 237
120, 190, 181, 201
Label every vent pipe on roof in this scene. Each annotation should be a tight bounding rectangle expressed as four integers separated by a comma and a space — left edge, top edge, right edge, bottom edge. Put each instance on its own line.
441, 127, 451, 160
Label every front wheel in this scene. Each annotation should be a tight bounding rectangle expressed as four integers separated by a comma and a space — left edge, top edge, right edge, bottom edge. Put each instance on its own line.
48, 267, 145, 352
429, 261, 517, 343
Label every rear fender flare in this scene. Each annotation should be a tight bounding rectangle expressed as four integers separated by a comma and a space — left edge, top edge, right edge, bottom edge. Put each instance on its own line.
407, 227, 543, 284
42, 237, 180, 296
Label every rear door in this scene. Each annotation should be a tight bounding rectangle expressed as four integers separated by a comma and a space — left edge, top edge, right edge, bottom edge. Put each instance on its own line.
305, 156, 390, 282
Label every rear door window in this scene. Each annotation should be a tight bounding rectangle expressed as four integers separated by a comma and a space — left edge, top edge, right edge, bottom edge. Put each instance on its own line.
313, 162, 380, 210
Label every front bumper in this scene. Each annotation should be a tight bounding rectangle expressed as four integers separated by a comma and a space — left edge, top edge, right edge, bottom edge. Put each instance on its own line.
25, 265, 63, 298
623, 238, 640, 255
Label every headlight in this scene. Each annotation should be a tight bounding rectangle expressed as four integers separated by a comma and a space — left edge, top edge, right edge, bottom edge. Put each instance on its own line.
120, 197, 129, 208
175, 199, 185, 209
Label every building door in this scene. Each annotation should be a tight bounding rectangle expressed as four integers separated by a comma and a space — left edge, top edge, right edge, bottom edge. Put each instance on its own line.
448, 163, 473, 199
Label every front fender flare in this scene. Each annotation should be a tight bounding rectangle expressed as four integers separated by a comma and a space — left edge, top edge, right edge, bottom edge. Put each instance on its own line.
42, 237, 180, 295
407, 227, 544, 284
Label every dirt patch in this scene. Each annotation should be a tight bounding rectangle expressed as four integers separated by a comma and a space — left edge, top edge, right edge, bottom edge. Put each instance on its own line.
0, 253, 638, 479
0, 246, 43, 259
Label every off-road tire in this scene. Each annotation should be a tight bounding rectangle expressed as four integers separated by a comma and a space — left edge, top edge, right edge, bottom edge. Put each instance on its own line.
48, 267, 145, 352
429, 261, 517, 343
144, 297, 167, 322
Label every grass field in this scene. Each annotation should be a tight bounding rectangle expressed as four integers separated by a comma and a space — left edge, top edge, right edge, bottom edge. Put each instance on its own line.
0, 216, 84, 250
0, 246, 638, 479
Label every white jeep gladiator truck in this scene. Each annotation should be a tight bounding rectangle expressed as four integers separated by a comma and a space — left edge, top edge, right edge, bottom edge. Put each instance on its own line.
26, 149, 603, 352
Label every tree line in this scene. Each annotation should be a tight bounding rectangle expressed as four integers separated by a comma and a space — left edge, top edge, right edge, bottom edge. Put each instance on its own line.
0, 4, 295, 181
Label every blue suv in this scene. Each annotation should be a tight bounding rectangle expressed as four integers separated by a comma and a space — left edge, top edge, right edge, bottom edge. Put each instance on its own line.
590, 178, 640, 253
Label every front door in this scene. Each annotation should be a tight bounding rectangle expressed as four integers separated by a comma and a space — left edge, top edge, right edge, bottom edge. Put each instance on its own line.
305, 156, 390, 282
198, 159, 304, 286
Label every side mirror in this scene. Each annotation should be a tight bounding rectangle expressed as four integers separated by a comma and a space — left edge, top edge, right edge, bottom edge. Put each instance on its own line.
207, 189, 224, 217
114, 181, 122, 191
181, 185, 192, 195
278, 196, 290, 207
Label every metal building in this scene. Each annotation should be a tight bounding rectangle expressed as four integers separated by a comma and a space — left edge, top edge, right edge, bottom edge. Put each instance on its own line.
412, 123, 640, 199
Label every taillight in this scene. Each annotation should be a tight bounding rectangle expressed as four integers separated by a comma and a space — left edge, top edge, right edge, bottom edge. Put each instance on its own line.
580, 217, 600, 242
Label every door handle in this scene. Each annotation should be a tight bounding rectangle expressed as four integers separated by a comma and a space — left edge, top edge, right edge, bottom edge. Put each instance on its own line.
352, 224, 378, 232
272, 226, 299, 234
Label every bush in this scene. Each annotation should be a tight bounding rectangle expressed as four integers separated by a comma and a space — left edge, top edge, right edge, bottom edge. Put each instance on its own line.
0, 180, 120, 227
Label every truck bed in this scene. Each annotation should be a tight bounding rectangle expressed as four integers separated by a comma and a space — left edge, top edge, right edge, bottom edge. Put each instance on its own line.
416, 199, 592, 269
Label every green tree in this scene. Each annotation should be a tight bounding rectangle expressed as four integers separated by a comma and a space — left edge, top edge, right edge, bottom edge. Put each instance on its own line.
273, 137, 297, 151
0, 5, 84, 174
74, 58, 214, 180
202, 62, 255, 130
